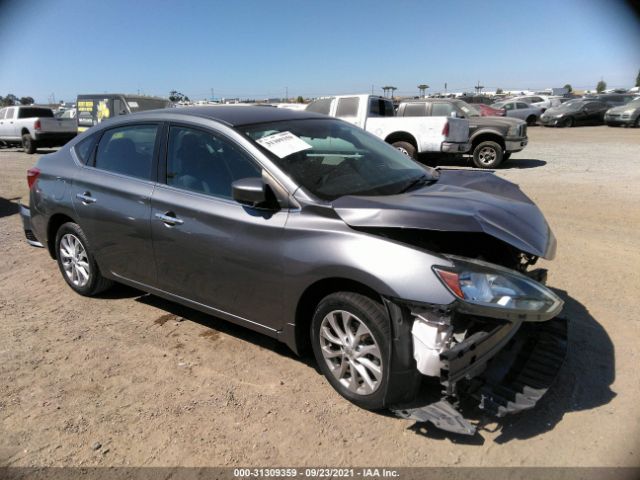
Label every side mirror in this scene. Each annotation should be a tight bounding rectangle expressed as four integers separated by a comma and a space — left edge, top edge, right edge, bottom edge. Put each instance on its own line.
232, 177, 267, 207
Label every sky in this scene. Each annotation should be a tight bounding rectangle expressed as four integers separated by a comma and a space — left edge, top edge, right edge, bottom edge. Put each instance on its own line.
0, 0, 639, 103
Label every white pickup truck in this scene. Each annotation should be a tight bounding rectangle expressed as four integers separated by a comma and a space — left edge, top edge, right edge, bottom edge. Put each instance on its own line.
0, 106, 76, 154
306, 94, 470, 158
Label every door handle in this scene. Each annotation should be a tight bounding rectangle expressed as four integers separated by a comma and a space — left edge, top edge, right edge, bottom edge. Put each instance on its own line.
155, 212, 184, 226
76, 192, 97, 204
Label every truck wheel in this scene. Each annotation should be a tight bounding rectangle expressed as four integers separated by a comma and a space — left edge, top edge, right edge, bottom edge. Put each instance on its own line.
472, 141, 503, 169
526, 115, 538, 126
22, 134, 37, 154
391, 141, 416, 159
311, 292, 390, 410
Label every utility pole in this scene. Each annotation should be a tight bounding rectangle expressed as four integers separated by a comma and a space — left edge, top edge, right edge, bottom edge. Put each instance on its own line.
444, 82, 447, 94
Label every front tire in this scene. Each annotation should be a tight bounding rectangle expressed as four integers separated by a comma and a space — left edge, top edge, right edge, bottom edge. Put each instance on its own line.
22, 134, 37, 154
561, 117, 574, 128
472, 140, 503, 169
311, 292, 390, 410
55, 222, 112, 296
391, 141, 416, 159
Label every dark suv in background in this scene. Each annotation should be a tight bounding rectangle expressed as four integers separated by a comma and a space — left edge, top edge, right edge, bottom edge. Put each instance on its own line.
397, 98, 528, 168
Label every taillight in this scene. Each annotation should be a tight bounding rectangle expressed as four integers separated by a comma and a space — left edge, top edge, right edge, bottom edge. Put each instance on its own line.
442, 120, 449, 137
27, 167, 40, 189
34, 119, 41, 131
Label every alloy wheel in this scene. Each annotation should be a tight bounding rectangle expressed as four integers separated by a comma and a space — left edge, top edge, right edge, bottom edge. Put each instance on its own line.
59, 233, 91, 287
319, 310, 383, 395
478, 146, 497, 166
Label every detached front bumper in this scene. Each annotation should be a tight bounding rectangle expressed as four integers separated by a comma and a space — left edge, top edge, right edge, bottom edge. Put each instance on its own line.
393, 307, 568, 435
441, 141, 471, 154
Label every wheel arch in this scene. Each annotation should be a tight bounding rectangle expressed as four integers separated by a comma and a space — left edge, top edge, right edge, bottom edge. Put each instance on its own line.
46, 213, 77, 259
21, 127, 31, 136
292, 277, 384, 356
471, 132, 505, 151
384, 131, 418, 149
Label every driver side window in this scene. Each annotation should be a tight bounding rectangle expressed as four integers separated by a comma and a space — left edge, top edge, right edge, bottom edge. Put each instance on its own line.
166, 126, 261, 199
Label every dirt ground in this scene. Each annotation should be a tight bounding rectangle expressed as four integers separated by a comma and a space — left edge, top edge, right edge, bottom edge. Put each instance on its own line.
1, 126, 639, 468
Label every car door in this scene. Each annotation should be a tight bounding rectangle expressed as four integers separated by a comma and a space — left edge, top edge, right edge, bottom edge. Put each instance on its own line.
150, 123, 288, 331
0, 108, 18, 140
583, 102, 607, 124
503, 102, 517, 118
513, 102, 530, 120
70, 122, 160, 286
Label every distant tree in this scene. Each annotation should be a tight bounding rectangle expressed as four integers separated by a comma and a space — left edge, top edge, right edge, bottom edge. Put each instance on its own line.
563, 84, 572, 93
296, 95, 304, 103
169, 90, 190, 102
495, 88, 504, 95
19, 96, 35, 105
636, 69, 640, 87
596, 80, 607, 93
0, 94, 18, 106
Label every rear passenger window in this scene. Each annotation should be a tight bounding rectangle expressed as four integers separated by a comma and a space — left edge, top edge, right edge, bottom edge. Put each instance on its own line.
516, 103, 529, 109
403, 103, 426, 117
431, 103, 454, 116
166, 126, 261, 199
74, 133, 98, 164
336, 97, 359, 118
94, 124, 158, 180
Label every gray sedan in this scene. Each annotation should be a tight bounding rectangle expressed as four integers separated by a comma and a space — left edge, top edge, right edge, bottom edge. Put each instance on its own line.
21, 106, 566, 434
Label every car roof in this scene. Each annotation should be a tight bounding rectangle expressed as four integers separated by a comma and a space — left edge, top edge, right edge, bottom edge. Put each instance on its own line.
149, 105, 327, 127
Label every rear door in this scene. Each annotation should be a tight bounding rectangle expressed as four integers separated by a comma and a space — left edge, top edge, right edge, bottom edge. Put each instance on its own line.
0, 108, 18, 140
70, 122, 160, 286
150, 123, 288, 330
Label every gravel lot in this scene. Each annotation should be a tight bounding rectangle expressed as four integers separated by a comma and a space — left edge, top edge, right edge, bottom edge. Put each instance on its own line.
1, 126, 639, 468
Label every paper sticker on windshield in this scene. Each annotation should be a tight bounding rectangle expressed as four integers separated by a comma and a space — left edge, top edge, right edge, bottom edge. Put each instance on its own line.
256, 131, 312, 158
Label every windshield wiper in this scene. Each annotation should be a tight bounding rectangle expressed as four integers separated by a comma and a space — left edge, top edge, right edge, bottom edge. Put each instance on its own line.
398, 174, 431, 193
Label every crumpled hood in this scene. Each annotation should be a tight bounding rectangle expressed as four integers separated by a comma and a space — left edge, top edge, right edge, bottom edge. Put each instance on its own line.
333, 169, 556, 259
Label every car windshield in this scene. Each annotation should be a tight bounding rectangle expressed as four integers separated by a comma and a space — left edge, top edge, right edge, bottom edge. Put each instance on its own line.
239, 118, 437, 201
455, 101, 480, 117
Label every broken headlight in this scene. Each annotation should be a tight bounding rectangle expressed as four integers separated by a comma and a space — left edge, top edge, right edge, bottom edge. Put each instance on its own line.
433, 255, 563, 322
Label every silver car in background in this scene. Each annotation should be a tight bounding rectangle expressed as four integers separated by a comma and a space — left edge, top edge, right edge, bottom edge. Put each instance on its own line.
491, 100, 543, 125
604, 98, 640, 127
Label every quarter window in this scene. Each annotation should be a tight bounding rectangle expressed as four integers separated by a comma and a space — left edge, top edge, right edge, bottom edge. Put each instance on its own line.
75, 133, 98, 164
516, 102, 529, 109
166, 126, 261, 199
431, 103, 454, 116
403, 103, 426, 117
306, 98, 332, 115
94, 124, 158, 180
335, 97, 359, 118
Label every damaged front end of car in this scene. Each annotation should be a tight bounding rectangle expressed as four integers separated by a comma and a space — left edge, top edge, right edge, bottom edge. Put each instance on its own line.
383, 256, 568, 436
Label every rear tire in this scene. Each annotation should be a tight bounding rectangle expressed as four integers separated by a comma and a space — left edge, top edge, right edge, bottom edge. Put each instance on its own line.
22, 134, 37, 154
635, 116, 640, 128
311, 292, 390, 410
472, 140, 503, 169
391, 141, 416, 159
55, 222, 113, 296
526, 115, 537, 126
